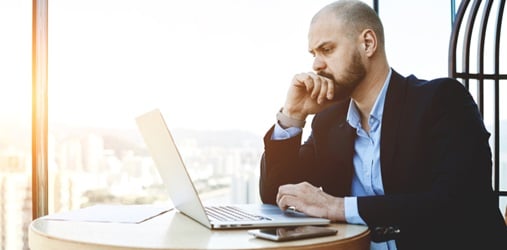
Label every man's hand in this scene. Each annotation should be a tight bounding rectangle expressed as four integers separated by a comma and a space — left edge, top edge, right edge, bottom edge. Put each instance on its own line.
276, 182, 345, 222
282, 72, 339, 121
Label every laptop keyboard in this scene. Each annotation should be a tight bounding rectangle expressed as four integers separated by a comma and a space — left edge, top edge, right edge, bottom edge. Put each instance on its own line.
205, 206, 272, 222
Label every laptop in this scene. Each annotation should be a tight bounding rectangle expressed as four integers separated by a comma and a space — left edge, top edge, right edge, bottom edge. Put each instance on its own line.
135, 108, 330, 229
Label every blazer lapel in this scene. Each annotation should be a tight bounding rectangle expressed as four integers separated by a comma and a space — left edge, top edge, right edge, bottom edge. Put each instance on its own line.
380, 69, 407, 193
316, 101, 356, 196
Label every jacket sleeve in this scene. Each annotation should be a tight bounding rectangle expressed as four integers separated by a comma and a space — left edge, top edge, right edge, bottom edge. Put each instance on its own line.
259, 126, 316, 204
259, 102, 355, 205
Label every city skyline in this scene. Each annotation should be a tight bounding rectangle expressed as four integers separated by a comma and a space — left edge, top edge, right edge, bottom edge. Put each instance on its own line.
0, 123, 264, 249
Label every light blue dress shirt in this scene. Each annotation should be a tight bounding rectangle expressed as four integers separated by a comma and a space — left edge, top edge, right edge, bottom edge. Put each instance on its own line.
271, 69, 397, 250
344, 69, 396, 250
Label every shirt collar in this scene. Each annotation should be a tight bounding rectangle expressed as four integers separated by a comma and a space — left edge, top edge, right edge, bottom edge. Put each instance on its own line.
346, 68, 392, 129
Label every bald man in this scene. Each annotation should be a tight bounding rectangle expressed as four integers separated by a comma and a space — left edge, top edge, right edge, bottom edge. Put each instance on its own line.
259, 0, 507, 249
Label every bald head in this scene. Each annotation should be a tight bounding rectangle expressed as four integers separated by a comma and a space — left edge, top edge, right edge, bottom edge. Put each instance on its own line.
312, 0, 385, 50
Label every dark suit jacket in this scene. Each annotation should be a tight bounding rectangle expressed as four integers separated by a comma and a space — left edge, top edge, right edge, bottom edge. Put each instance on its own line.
260, 69, 507, 249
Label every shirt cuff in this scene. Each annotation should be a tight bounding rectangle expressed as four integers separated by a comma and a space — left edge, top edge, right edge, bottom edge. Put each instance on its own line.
344, 196, 366, 225
271, 122, 303, 140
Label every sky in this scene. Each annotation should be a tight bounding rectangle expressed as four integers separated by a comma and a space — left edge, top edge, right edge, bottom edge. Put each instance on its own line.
1, 0, 505, 137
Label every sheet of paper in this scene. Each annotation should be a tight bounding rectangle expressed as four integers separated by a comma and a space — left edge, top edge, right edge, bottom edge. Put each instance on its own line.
43, 204, 173, 223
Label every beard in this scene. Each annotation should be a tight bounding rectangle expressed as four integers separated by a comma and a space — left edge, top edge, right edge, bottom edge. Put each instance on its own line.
318, 49, 366, 101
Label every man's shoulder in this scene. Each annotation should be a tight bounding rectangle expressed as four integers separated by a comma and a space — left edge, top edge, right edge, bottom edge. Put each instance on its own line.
399, 73, 475, 111
394, 71, 468, 99
403, 73, 461, 89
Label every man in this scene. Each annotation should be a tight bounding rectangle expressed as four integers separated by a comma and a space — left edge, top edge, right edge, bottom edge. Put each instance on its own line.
259, 0, 507, 249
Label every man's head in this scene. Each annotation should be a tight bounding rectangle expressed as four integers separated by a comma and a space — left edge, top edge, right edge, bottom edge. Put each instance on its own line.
308, 0, 387, 100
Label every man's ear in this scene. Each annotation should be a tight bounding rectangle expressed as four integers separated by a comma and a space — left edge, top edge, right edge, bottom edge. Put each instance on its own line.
361, 29, 377, 57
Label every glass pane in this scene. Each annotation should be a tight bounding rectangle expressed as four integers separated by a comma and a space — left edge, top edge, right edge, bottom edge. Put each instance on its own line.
47, 0, 336, 213
380, 0, 451, 78
0, 1, 32, 249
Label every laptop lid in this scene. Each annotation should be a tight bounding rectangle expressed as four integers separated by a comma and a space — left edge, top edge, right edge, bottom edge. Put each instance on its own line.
135, 109, 330, 229
136, 109, 211, 228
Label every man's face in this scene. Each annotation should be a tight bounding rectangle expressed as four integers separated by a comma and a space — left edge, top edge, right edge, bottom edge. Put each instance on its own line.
308, 13, 366, 100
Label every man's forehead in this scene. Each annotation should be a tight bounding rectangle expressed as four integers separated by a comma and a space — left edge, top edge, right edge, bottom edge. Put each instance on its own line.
308, 15, 343, 48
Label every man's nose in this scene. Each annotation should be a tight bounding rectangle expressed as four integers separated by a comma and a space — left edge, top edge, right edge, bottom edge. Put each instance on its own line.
313, 57, 326, 72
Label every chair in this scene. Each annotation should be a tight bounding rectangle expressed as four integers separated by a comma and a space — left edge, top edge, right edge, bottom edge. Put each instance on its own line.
448, 0, 507, 212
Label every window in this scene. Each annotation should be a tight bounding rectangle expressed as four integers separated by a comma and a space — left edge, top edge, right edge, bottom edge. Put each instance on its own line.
47, 0, 336, 214
0, 1, 32, 250
379, 0, 451, 78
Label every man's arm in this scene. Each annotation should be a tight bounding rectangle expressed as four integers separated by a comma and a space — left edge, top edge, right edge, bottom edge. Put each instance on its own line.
259, 125, 310, 204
